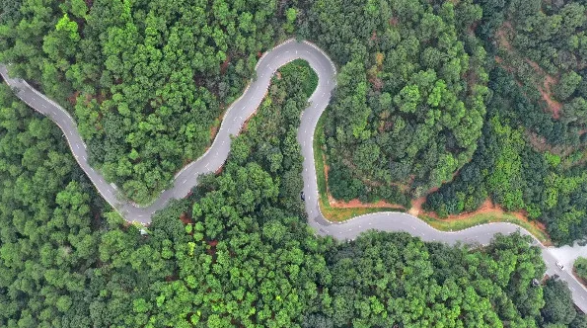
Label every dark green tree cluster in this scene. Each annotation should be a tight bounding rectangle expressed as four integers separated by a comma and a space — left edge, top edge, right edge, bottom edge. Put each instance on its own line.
4, 0, 587, 326
4, 55, 584, 328
126, 63, 580, 327
0, 0, 294, 204
0, 84, 101, 327
296, 0, 488, 198
542, 278, 587, 328
425, 68, 587, 245
424, 0, 587, 245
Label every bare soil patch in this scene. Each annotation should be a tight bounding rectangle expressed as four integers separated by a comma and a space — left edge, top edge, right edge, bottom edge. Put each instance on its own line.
220, 55, 231, 74
495, 21, 513, 52
410, 197, 548, 233
68, 91, 81, 105
525, 59, 562, 118
179, 212, 192, 225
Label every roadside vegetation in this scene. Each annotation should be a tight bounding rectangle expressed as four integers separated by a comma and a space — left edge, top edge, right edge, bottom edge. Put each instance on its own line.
2, 52, 585, 328
314, 112, 405, 222
575, 257, 587, 282
300, 0, 587, 246
2, 0, 587, 326
0, 0, 297, 204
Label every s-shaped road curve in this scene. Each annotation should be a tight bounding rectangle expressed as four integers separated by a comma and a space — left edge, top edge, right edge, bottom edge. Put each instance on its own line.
2, 39, 587, 312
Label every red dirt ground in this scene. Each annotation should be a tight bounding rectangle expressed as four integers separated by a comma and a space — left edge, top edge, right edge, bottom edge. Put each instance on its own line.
179, 212, 193, 225
526, 59, 562, 119
210, 125, 219, 140
410, 197, 548, 233
220, 55, 231, 74
68, 91, 81, 105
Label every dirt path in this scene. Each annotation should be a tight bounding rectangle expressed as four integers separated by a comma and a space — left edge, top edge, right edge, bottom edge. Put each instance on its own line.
526, 59, 562, 119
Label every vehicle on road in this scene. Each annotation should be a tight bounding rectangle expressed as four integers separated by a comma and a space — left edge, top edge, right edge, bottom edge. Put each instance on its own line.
300, 191, 305, 201
556, 262, 565, 270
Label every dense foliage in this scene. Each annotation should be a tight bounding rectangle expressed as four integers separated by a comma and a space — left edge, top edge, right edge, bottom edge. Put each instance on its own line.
3, 0, 587, 326
301, 0, 488, 200
0, 0, 295, 203
423, 0, 587, 245
2, 61, 583, 327
4, 0, 587, 244
575, 257, 587, 281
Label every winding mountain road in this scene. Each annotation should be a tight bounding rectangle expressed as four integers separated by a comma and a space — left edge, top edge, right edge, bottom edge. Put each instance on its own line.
2, 39, 587, 312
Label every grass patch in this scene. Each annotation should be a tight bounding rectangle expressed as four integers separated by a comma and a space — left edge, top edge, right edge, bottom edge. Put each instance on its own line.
314, 111, 400, 222
419, 212, 551, 245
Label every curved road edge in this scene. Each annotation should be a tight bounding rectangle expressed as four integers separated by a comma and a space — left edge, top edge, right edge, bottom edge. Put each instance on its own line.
2, 39, 587, 312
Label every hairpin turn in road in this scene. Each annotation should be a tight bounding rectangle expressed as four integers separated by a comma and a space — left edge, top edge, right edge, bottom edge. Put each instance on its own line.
2, 39, 587, 312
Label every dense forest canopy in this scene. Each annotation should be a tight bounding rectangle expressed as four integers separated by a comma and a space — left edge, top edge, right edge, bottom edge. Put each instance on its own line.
305, 0, 489, 198
3, 0, 587, 326
423, 0, 587, 245
279, 0, 587, 245
4, 0, 587, 245
2, 63, 586, 327
0, 0, 295, 204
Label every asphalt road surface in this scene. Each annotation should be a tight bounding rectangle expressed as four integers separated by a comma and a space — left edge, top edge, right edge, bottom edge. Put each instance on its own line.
2, 39, 587, 312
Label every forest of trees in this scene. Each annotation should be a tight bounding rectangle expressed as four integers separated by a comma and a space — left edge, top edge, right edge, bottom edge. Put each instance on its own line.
0, 0, 296, 204
4, 0, 587, 244
284, 0, 587, 245
308, 0, 488, 201
2, 60, 586, 327
422, 0, 587, 245
4, 0, 587, 326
